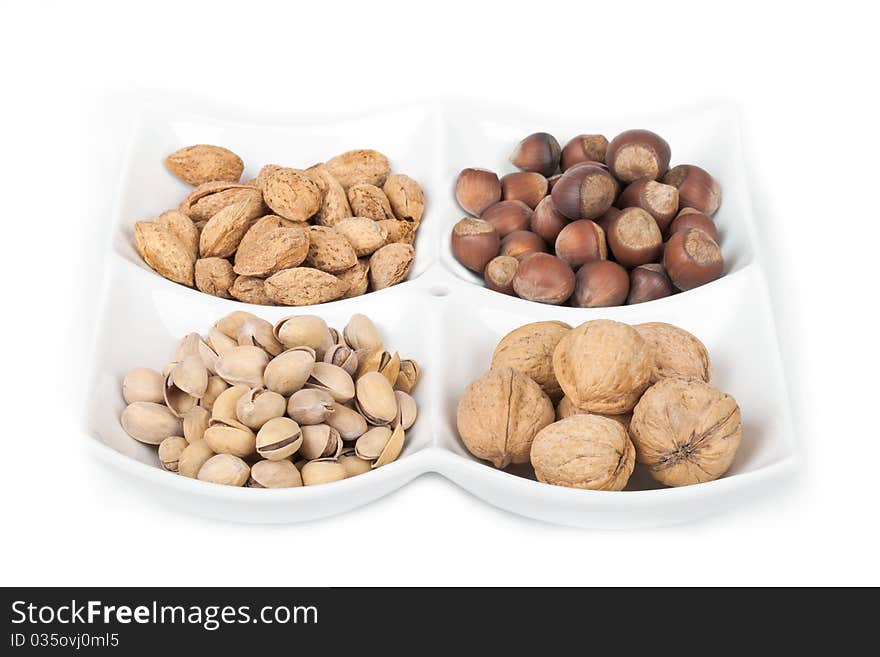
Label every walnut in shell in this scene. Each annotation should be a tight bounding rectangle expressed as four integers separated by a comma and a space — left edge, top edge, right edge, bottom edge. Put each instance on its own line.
530, 415, 635, 490
348, 184, 395, 221
164, 144, 244, 186
555, 397, 631, 430
260, 167, 324, 222
194, 257, 235, 298
264, 267, 348, 306
635, 322, 710, 383
368, 243, 414, 290
383, 174, 425, 223
629, 377, 741, 487
552, 319, 652, 415
306, 225, 358, 273
325, 149, 391, 189
491, 321, 571, 401
456, 367, 555, 468
233, 216, 309, 277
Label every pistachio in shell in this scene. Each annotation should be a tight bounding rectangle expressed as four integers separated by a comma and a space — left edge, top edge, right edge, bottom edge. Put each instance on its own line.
263, 347, 316, 396
343, 314, 383, 352
273, 315, 332, 354
197, 454, 250, 487
394, 391, 418, 430
215, 311, 259, 339
209, 384, 250, 424
247, 459, 303, 488
203, 419, 256, 458
338, 449, 373, 477
355, 371, 398, 426
182, 405, 211, 444
121, 402, 183, 445
158, 436, 189, 472
301, 459, 347, 486
235, 387, 287, 430
236, 316, 284, 356
169, 354, 209, 399
304, 362, 355, 403
122, 367, 165, 404
287, 388, 334, 425
215, 346, 269, 389
323, 403, 368, 441
355, 426, 393, 461
255, 417, 303, 461
395, 359, 420, 394
300, 424, 343, 460
178, 439, 215, 478
373, 424, 405, 468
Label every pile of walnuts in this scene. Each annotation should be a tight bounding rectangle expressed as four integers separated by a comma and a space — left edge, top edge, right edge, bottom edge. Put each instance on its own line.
456, 319, 742, 489
134, 144, 425, 306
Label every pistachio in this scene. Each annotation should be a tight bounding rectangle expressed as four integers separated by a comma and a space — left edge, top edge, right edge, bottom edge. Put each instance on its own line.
338, 449, 373, 477
305, 362, 355, 402
207, 327, 237, 356
198, 454, 250, 487
373, 424, 405, 468
273, 315, 332, 355
121, 402, 183, 445
173, 332, 219, 374
324, 403, 368, 440
164, 371, 197, 418
355, 426, 393, 461
394, 391, 418, 430
286, 388, 334, 425
301, 459, 347, 486
395, 359, 420, 393
183, 406, 211, 443
215, 346, 269, 389
264, 347, 316, 396
200, 376, 229, 411
169, 354, 209, 398
323, 343, 358, 376
343, 314, 383, 352
235, 387, 287, 430
215, 311, 259, 339
158, 436, 188, 472
122, 367, 165, 404
210, 384, 249, 423
236, 316, 283, 356
203, 420, 256, 458
256, 417, 303, 460
378, 351, 401, 386
300, 424, 343, 460
178, 439, 215, 478
247, 459, 303, 488
355, 371, 398, 426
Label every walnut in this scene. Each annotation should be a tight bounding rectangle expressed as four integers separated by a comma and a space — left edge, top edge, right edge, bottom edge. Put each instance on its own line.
630, 377, 741, 487
555, 396, 631, 430
530, 415, 635, 491
635, 322, 710, 383
456, 367, 554, 468
552, 319, 652, 414
490, 321, 571, 401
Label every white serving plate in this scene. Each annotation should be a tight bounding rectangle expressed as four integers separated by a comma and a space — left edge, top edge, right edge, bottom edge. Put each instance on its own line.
84, 102, 797, 528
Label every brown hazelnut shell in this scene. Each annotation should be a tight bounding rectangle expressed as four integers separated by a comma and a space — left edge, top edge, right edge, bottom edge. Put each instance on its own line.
551, 163, 618, 220
617, 179, 680, 233
667, 210, 718, 241
571, 260, 629, 308
481, 200, 533, 237
531, 196, 569, 244
512, 252, 575, 305
605, 129, 671, 183
500, 171, 549, 210
626, 263, 674, 304
662, 164, 721, 215
663, 227, 724, 291
509, 132, 561, 177
500, 230, 547, 261
561, 134, 609, 170
450, 217, 500, 273
483, 255, 519, 295
607, 207, 663, 268
554, 220, 607, 268
455, 168, 502, 216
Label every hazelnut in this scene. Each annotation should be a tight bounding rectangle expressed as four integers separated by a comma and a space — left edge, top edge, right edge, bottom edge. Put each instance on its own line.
662, 164, 721, 215
500, 171, 549, 209
554, 219, 607, 268
630, 377, 741, 486
509, 132, 561, 177
571, 260, 629, 308
512, 252, 575, 305
450, 217, 500, 273
500, 230, 547, 261
483, 255, 519, 295
455, 167, 502, 216
550, 163, 618, 220
617, 179, 679, 233
605, 129, 671, 183
667, 209, 718, 241
547, 173, 563, 191
491, 321, 572, 401
635, 321, 711, 384
456, 367, 555, 469
595, 206, 621, 234
530, 196, 570, 244
626, 263, 674, 304
481, 200, 533, 237
663, 227, 724, 290
561, 134, 609, 170
606, 207, 663, 268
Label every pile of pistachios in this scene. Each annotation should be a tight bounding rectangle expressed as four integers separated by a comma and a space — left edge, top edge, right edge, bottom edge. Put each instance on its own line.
120, 312, 419, 487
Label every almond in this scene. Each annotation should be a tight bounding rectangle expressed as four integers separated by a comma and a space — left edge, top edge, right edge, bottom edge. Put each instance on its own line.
325, 149, 390, 189
134, 221, 195, 286
230, 275, 274, 305
260, 167, 323, 222
348, 183, 395, 221
264, 267, 349, 306
233, 218, 309, 277
369, 243, 414, 290
199, 200, 264, 258
305, 225, 357, 273
156, 209, 199, 260
194, 257, 235, 298
180, 181, 264, 222
376, 219, 416, 245
383, 174, 425, 223
334, 217, 388, 257
306, 164, 351, 227
337, 259, 370, 298
164, 144, 244, 186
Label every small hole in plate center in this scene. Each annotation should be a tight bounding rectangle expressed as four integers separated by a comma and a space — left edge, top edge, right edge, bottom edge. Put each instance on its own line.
430, 286, 450, 298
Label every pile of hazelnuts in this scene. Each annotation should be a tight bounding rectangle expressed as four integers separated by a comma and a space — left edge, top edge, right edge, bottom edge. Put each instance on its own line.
450, 130, 723, 306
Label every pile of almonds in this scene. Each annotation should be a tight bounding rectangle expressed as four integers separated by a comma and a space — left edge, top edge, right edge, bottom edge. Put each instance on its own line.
135, 144, 425, 306
457, 319, 741, 489
120, 312, 419, 488
451, 130, 724, 306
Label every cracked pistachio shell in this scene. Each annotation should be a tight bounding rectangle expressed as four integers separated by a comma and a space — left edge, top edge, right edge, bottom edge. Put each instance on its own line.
373, 424, 405, 468
203, 420, 256, 458
164, 371, 197, 417
338, 449, 372, 477
121, 402, 183, 445
286, 388, 334, 425
122, 367, 165, 404
394, 391, 418, 430
323, 403, 368, 440
215, 345, 269, 389
343, 314, 383, 352
210, 384, 250, 423
355, 371, 398, 426
395, 359, 420, 393
301, 459, 347, 486
170, 354, 209, 398
264, 346, 316, 396
237, 317, 283, 356
158, 436, 188, 472
198, 454, 250, 487
354, 426, 393, 461
215, 311, 260, 339
248, 459, 303, 488
178, 439, 215, 478
379, 351, 400, 386
236, 387, 287, 430
207, 327, 238, 356
183, 405, 211, 444
200, 376, 229, 411
273, 315, 333, 357
300, 424, 343, 460
305, 362, 355, 403
256, 416, 303, 460
323, 343, 358, 376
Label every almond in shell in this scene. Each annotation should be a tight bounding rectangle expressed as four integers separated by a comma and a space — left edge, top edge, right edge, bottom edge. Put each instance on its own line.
383, 174, 425, 223
230, 276, 274, 305
376, 219, 416, 245
368, 243, 414, 290
199, 200, 264, 258
179, 181, 264, 222
306, 226, 358, 273
194, 257, 235, 298
264, 268, 349, 306
348, 184, 395, 221
334, 217, 388, 257
260, 167, 324, 222
306, 164, 351, 227
134, 221, 195, 286
337, 259, 370, 298
234, 216, 310, 277
156, 209, 199, 260
164, 144, 244, 186
325, 149, 391, 189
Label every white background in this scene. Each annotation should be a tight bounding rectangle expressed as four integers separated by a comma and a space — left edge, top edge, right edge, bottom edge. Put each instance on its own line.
1, 0, 878, 586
